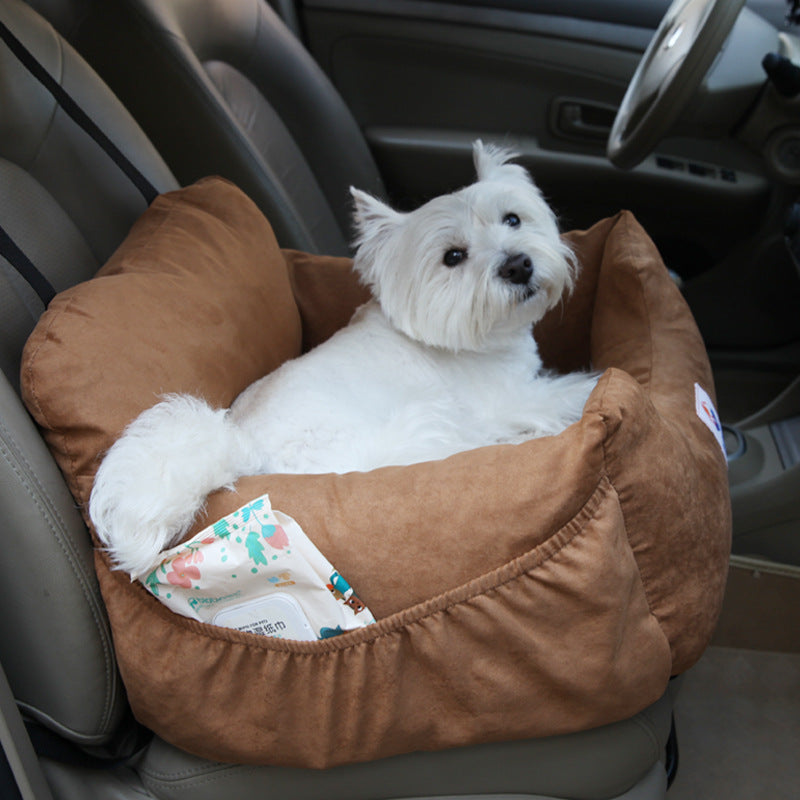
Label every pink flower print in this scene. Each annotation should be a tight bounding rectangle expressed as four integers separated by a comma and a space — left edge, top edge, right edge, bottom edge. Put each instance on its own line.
166, 556, 201, 589
262, 523, 289, 550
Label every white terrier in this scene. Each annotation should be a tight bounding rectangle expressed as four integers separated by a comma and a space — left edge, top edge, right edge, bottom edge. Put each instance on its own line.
90, 142, 599, 577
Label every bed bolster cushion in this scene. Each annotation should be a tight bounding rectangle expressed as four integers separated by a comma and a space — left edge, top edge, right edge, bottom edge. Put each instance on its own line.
21, 179, 731, 767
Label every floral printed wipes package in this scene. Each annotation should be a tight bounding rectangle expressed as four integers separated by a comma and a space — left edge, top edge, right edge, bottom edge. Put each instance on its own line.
140, 494, 375, 640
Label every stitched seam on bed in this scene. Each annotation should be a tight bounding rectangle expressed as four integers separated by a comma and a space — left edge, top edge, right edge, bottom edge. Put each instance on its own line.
619, 214, 654, 393
598, 370, 662, 635
23, 293, 84, 502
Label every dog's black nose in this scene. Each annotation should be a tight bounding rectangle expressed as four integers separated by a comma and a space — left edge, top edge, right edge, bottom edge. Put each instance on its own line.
499, 253, 533, 285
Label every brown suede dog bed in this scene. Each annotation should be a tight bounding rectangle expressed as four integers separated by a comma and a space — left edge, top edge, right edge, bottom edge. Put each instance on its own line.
22, 177, 731, 768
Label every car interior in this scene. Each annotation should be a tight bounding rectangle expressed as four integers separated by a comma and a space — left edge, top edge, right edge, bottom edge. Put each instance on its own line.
0, 0, 798, 798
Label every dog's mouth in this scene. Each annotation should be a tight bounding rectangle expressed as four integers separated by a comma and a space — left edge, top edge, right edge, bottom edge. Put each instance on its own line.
517, 283, 539, 303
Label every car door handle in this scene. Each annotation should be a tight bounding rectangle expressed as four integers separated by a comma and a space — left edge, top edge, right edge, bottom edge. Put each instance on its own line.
553, 99, 617, 140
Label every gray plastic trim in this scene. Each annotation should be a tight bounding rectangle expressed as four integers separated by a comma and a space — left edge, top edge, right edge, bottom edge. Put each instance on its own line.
771, 415, 800, 468
399, 0, 672, 28
304, 0, 655, 50
365, 127, 769, 198
0, 660, 54, 800
305, 0, 790, 35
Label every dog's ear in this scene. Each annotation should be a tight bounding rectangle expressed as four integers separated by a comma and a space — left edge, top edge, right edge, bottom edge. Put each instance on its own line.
350, 188, 403, 244
473, 140, 530, 185
350, 188, 403, 289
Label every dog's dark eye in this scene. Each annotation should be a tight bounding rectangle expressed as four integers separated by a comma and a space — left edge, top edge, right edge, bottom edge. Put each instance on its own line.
503, 213, 521, 227
443, 249, 467, 267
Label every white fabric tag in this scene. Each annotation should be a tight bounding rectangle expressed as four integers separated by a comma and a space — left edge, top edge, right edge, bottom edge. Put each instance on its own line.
694, 382, 725, 457
140, 494, 375, 640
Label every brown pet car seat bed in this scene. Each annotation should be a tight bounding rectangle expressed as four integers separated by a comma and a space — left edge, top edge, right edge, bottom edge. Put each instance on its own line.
21, 177, 731, 768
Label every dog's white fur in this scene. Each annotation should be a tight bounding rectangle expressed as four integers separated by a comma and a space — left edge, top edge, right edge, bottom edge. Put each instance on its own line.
90, 142, 599, 577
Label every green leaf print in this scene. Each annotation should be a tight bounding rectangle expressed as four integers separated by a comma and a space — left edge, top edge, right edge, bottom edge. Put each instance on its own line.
143, 567, 160, 597
241, 498, 265, 524
213, 517, 232, 539
245, 529, 268, 566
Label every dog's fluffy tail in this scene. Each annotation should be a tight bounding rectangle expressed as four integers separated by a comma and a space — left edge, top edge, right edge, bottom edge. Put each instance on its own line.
89, 395, 250, 579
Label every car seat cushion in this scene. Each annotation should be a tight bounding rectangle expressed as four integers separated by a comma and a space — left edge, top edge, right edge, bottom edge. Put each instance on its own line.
21, 178, 731, 768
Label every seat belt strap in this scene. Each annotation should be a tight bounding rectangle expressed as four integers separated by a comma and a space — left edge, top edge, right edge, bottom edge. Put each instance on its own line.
0, 225, 56, 307
0, 18, 159, 205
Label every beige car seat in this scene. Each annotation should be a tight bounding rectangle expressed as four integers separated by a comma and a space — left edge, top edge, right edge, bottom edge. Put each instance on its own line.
26, 0, 385, 255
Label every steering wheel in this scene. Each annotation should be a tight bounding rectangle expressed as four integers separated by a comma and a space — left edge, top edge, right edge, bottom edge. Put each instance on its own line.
607, 0, 745, 169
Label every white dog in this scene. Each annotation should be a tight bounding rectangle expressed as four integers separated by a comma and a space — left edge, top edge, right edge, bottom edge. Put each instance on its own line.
90, 141, 599, 577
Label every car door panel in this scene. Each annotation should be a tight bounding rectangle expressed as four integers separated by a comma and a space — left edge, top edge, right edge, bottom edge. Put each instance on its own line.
300, 0, 772, 280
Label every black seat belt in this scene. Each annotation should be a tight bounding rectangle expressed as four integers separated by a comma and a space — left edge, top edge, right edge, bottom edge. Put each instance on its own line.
0, 16, 159, 306
0, 226, 56, 307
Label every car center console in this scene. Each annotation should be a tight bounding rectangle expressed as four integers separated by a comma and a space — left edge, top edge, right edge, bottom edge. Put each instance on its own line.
726, 376, 800, 565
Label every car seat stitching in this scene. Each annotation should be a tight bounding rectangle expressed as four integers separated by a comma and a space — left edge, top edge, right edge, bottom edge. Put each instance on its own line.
15, 700, 116, 747
597, 370, 670, 663
0, 415, 118, 734
142, 760, 262, 788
